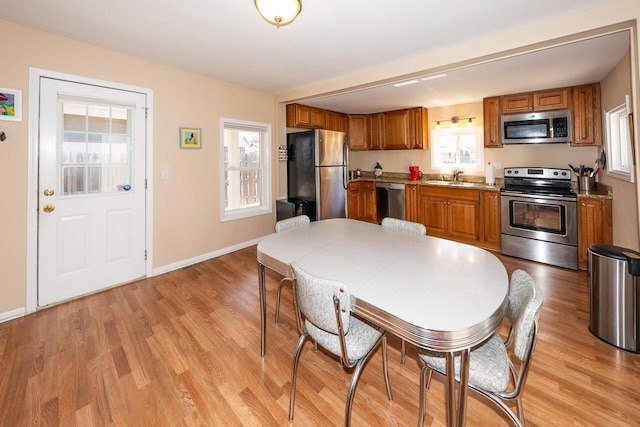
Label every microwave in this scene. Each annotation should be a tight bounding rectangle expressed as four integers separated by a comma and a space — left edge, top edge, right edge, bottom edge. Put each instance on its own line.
501, 109, 572, 144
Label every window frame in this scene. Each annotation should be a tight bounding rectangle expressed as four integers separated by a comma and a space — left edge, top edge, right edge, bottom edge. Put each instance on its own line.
605, 102, 634, 183
429, 127, 484, 173
220, 118, 272, 222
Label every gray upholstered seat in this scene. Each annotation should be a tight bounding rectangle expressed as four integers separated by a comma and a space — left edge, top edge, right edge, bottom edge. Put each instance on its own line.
417, 269, 543, 427
289, 262, 393, 426
381, 217, 427, 364
273, 215, 310, 323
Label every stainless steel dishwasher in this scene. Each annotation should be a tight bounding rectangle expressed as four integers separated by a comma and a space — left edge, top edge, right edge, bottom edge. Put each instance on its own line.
375, 182, 405, 224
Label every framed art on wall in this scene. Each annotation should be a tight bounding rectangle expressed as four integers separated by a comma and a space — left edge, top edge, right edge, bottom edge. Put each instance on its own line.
0, 88, 22, 121
180, 127, 202, 149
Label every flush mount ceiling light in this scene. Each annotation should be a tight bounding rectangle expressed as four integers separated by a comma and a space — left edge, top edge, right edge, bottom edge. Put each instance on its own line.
255, 0, 302, 28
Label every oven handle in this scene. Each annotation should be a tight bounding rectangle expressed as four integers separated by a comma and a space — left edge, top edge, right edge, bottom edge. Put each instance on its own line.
500, 191, 577, 202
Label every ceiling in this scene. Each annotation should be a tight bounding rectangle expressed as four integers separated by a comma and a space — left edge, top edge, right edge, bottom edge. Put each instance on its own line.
1, 0, 628, 113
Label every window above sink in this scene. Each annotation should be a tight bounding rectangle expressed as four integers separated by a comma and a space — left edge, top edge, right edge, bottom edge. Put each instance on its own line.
430, 127, 484, 173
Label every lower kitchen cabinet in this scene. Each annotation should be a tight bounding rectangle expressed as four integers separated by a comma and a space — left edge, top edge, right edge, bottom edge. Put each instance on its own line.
578, 197, 613, 269
417, 186, 480, 243
347, 181, 377, 223
347, 181, 362, 220
481, 191, 501, 251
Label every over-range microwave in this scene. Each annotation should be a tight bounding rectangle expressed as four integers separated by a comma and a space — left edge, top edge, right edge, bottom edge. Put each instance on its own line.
501, 109, 572, 144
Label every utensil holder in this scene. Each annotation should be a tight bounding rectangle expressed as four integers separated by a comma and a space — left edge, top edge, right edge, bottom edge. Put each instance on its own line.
578, 176, 597, 192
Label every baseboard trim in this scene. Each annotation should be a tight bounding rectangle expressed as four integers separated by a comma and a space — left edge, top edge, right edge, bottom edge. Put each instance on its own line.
1, 236, 266, 324
0, 307, 26, 324
152, 237, 264, 276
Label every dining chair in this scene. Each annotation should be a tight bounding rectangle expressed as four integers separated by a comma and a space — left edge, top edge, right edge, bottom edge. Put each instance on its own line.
274, 215, 310, 323
381, 216, 427, 364
289, 262, 393, 426
417, 269, 543, 427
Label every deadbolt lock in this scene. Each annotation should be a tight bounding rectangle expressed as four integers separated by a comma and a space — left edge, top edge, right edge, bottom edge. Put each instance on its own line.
42, 204, 55, 213
43, 189, 55, 197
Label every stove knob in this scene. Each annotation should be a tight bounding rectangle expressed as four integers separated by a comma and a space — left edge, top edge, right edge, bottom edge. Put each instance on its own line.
553, 171, 559, 176
514, 170, 519, 174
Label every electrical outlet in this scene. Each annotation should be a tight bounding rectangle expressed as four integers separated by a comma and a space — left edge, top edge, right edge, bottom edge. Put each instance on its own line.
161, 169, 169, 180
493, 162, 501, 170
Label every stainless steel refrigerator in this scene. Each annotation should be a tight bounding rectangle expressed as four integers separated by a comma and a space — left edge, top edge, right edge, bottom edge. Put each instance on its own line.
287, 129, 348, 221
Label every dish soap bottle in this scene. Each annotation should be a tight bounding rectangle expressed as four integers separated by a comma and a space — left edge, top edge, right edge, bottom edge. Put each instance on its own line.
374, 162, 383, 178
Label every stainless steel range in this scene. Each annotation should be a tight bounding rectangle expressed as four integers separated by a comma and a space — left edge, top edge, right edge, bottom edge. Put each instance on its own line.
500, 167, 578, 270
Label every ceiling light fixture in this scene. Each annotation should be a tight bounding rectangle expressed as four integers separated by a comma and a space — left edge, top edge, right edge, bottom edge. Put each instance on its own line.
255, 0, 302, 28
420, 73, 448, 81
393, 79, 419, 87
437, 116, 475, 129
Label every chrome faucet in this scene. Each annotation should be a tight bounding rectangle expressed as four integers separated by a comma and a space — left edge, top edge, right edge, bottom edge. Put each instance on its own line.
453, 169, 464, 182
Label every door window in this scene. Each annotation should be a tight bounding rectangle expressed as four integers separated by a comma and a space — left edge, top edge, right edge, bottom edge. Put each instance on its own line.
61, 102, 133, 195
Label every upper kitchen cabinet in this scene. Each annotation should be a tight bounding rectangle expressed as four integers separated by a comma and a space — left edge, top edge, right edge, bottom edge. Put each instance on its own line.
502, 88, 570, 114
501, 93, 533, 114
534, 88, 570, 111
368, 113, 383, 150
325, 110, 348, 133
483, 96, 502, 148
571, 83, 602, 146
408, 107, 429, 149
347, 114, 369, 150
382, 109, 411, 149
286, 103, 326, 128
378, 106, 428, 150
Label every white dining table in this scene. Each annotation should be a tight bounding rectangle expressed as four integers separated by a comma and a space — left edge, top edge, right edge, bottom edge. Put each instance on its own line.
257, 218, 508, 427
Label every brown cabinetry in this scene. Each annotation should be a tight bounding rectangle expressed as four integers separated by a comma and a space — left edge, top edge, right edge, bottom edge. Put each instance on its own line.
347, 114, 369, 151
534, 89, 570, 111
578, 197, 613, 269
405, 184, 419, 223
347, 181, 362, 220
368, 113, 383, 150
286, 103, 325, 128
502, 93, 533, 114
347, 181, 377, 223
481, 191, 501, 250
484, 83, 601, 148
408, 107, 428, 149
572, 83, 602, 146
417, 186, 480, 243
325, 110, 348, 132
382, 109, 411, 150
502, 88, 570, 114
483, 96, 502, 148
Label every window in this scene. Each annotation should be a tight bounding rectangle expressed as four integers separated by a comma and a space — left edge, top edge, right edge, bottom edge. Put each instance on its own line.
221, 118, 272, 221
605, 102, 634, 182
430, 127, 484, 172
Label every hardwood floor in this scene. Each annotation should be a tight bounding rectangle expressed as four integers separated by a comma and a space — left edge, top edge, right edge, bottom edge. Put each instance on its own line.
1, 245, 639, 426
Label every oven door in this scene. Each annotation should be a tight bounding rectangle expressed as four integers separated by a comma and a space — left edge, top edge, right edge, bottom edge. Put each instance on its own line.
501, 191, 577, 246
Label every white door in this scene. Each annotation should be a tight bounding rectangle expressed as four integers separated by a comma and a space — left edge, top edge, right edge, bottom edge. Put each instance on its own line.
38, 78, 147, 306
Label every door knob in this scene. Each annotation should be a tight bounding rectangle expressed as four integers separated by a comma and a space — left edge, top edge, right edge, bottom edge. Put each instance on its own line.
43, 189, 54, 197
42, 204, 55, 213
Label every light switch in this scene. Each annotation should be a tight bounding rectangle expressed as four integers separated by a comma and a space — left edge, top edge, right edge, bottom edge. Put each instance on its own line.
161, 168, 169, 179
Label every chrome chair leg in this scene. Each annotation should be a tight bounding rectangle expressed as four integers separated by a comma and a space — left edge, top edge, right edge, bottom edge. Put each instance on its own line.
289, 334, 308, 421
382, 337, 393, 400
275, 277, 291, 323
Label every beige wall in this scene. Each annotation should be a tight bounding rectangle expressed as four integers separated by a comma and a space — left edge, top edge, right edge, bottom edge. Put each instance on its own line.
0, 20, 276, 315
600, 53, 640, 250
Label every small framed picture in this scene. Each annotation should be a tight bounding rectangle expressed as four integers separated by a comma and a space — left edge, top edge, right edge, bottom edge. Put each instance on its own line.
180, 127, 202, 149
0, 88, 22, 121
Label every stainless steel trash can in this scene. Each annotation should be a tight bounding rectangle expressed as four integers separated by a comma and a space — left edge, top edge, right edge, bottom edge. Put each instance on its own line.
588, 244, 640, 353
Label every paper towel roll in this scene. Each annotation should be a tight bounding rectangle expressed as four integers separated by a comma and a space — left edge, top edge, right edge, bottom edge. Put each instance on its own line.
485, 162, 495, 186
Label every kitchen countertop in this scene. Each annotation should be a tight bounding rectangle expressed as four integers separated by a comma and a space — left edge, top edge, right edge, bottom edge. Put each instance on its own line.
350, 172, 502, 191
351, 172, 612, 198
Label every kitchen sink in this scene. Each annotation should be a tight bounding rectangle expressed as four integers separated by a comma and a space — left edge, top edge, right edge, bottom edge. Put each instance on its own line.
424, 180, 477, 188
